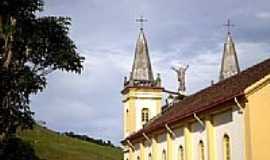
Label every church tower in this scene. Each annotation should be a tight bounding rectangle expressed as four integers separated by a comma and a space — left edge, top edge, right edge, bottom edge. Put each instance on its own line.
122, 22, 163, 138
219, 20, 240, 80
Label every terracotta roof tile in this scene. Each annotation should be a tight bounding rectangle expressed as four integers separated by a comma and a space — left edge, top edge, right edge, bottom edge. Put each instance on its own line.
125, 58, 270, 141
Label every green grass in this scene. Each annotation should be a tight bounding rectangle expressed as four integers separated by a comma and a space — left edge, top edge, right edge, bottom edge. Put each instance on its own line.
17, 125, 123, 160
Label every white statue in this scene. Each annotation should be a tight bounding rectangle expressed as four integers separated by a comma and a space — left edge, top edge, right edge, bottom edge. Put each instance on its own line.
171, 64, 189, 93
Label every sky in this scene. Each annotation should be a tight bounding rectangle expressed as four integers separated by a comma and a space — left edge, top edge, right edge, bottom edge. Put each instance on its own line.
31, 0, 270, 145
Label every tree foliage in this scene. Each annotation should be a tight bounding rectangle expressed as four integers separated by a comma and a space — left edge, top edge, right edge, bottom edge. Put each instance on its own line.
0, 0, 84, 139
64, 131, 117, 148
0, 136, 41, 160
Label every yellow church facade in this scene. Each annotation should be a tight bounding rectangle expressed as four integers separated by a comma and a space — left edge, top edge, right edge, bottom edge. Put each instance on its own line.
121, 26, 270, 160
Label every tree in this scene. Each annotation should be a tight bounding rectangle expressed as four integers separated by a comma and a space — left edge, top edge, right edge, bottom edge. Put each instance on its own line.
0, 0, 84, 140
0, 136, 41, 160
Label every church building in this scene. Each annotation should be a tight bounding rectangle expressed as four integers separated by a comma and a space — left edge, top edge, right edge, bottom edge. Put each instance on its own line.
121, 21, 270, 160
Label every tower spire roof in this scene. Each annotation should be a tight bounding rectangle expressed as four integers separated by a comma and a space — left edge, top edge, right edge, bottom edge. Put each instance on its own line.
220, 20, 240, 80
130, 29, 154, 82
123, 17, 162, 89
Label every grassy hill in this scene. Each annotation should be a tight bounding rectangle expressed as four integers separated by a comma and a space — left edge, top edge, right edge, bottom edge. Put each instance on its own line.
17, 125, 123, 160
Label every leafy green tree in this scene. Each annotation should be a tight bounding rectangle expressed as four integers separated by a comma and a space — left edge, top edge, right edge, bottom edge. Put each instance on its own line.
0, 0, 84, 140
0, 136, 41, 160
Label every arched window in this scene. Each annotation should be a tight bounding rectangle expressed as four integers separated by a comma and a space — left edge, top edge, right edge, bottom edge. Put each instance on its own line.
148, 153, 152, 160
199, 140, 205, 160
178, 145, 184, 160
162, 150, 166, 160
126, 109, 129, 131
142, 108, 149, 123
223, 134, 231, 160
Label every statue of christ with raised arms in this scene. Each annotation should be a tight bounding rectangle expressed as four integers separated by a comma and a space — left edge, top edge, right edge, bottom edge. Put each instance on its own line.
171, 64, 189, 93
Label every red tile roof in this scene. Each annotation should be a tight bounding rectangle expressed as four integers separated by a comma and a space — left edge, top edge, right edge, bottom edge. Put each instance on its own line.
124, 58, 270, 142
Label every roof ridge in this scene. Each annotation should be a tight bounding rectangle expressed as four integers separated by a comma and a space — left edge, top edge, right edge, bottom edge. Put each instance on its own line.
188, 57, 270, 100
124, 57, 270, 141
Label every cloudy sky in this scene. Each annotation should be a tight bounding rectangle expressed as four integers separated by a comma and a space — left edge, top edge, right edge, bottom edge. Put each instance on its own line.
31, 0, 270, 144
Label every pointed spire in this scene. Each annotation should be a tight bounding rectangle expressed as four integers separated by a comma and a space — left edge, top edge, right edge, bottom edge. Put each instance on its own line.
130, 29, 154, 83
123, 17, 162, 89
219, 29, 240, 80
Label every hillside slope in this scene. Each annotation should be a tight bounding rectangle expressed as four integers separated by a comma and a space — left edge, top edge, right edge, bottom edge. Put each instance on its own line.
17, 126, 122, 160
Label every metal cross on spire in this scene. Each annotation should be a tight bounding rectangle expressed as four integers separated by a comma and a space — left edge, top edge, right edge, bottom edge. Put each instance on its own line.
136, 16, 147, 31
223, 19, 235, 34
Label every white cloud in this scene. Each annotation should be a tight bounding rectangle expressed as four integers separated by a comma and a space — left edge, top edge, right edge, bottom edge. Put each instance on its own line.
30, 0, 270, 145
256, 12, 270, 20
238, 42, 270, 68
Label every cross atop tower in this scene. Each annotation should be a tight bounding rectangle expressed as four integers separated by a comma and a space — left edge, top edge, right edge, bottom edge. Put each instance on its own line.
223, 19, 235, 34
220, 19, 240, 81
136, 16, 147, 31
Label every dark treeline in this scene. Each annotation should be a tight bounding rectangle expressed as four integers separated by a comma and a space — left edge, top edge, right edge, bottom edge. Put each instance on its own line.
0, 136, 41, 160
63, 132, 120, 149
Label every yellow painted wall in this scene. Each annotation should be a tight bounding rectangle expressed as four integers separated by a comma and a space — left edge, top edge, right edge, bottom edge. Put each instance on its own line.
184, 125, 192, 160
156, 99, 162, 114
166, 132, 174, 160
140, 142, 145, 160
129, 99, 136, 134
128, 147, 134, 160
152, 137, 158, 160
123, 98, 136, 137
245, 77, 270, 160
205, 117, 217, 160
122, 87, 163, 138
122, 76, 269, 160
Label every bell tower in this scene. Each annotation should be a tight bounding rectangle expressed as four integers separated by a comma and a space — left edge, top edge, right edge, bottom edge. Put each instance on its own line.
122, 18, 163, 138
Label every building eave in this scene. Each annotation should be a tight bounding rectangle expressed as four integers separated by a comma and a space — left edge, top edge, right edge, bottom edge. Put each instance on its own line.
121, 86, 164, 94
123, 92, 244, 143
123, 57, 270, 143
